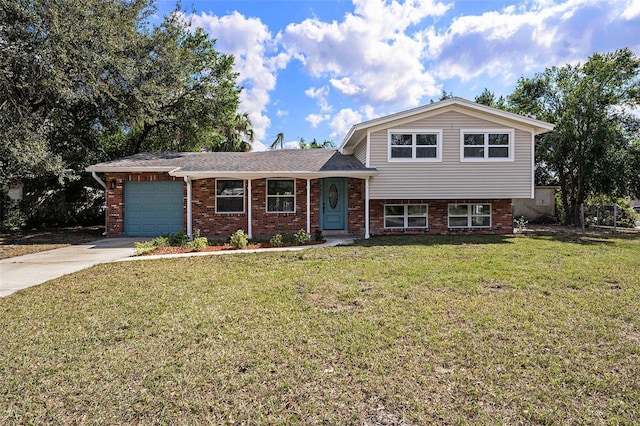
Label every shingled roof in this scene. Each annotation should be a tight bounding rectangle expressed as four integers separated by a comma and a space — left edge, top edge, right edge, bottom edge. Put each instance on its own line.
86, 149, 377, 179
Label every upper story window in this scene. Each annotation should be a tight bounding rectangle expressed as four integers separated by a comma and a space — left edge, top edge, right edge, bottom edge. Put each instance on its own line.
460, 129, 514, 161
388, 129, 442, 162
267, 179, 295, 213
216, 179, 244, 213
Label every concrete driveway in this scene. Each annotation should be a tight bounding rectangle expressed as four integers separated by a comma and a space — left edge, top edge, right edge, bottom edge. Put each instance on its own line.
0, 238, 137, 297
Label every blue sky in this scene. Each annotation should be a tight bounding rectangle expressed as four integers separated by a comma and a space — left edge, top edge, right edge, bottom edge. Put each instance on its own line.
156, 0, 640, 150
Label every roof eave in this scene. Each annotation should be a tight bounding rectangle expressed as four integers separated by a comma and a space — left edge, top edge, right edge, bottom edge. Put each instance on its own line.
170, 170, 379, 180
85, 166, 179, 173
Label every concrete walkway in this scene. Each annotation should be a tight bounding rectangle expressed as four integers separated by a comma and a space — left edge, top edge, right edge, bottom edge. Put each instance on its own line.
0, 236, 356, 297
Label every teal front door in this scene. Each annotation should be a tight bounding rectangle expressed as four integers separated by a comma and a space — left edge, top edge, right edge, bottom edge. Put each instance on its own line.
321, 178, 347, 230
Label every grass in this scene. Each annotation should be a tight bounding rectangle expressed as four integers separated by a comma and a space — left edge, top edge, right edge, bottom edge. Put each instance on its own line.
1, 234, 639, 424
0, 226, 103, 259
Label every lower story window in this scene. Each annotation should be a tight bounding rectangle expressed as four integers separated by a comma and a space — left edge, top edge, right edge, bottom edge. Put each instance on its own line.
267, 179, 295, 212
216, 179, 244, 213
384, 204, 428, 228
448, 204, 491, 228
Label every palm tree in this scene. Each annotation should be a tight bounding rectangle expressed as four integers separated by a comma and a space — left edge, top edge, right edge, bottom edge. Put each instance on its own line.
270, 132, 285, 150
216, 112, 253, 152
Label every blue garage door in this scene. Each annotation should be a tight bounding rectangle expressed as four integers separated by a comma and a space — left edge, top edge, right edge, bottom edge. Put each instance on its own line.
124, 181, 184, 237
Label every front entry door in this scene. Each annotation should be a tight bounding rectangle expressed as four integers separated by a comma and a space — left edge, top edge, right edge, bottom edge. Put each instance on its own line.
321, 178, 346, 230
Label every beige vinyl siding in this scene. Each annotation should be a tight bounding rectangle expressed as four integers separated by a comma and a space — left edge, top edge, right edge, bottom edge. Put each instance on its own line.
353, 139, 367, 165
369, 110, 533, 199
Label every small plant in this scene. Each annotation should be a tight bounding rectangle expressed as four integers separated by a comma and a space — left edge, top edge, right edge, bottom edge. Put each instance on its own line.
185, 236, 208, 252
134, 241, 157, 256
314, 229, 323, 242
294, 229, 311, 244
270, 233, 283, 247
230, 229, 248, 249
152, 236, 170, 248
514, 216, 528, 232
281, 232, 296, 244
168, 231, 189, 247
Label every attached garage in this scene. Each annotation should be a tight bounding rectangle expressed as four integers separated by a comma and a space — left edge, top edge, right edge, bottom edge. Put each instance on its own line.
124, 181, 184, 237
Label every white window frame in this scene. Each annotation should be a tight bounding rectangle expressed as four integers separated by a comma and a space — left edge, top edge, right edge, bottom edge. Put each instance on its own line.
388, 129, 443, 162
460, 129, 514, 162
448, 203, 492, 228
215, 179, 245, 214
384, 204, 429, 229
266, 178, 296, 213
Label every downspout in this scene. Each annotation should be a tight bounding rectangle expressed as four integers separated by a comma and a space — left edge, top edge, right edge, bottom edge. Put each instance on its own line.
247, 179, 252, 239
184, 176, 193, 239
365, 177, 370, 239
306, 179, 311, 236
91, 172, 108, 236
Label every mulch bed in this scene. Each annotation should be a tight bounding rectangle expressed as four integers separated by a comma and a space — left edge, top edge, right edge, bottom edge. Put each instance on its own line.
143, 240, 326, 256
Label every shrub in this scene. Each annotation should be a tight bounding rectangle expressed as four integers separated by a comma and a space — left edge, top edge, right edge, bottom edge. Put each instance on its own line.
270, 234, 283, 247
230, 229, 248, 249
168, 231, 189, 247
513, 216, 528, 232
134, 241, 157, 256
185, 236, 208, 252
314, 229, 324, 242
294, 229, 311, 244
152, 236, 170, 248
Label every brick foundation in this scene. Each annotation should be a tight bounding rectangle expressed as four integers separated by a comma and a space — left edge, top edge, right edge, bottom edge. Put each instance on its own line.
369, 199, 513, 235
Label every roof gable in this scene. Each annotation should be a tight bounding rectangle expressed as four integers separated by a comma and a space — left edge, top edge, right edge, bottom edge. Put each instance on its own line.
339, 97, 554, 153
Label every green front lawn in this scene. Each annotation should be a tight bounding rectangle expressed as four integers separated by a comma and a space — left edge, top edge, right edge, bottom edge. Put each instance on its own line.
1, 234, 639, 424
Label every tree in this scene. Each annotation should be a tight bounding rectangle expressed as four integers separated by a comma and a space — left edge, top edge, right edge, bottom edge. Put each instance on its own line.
299, 138, 335, 149
508, 48, 640, 225
270, 132, 285, 150
474, 88, 506, 109
0, 0, 249, 227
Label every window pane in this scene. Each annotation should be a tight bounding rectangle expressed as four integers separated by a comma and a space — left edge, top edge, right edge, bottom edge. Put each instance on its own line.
391, 134, 412, 146
472, 204, 491, 215
385, 205, 404, 216
385, 217, 405, 228
449, 217, 469, 227
407, 217, 427, 227
416, 146, 437, 158
268, 180, 294, 196
268, 196, 294, 212
464, 147, 484, 158
407, 205, 426, 215
391, 147, 412, 158
448, 204, 468, 215
471, 216, 491, 227
489, 133, 509, 145
217, 180, 244, 196
488, 147, 509, 158
217, 197, 243, 213
464, 134, 484, 145
416, 134, 437, 145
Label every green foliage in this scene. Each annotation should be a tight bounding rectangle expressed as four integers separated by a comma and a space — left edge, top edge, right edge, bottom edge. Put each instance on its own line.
508, 48, 640, 225
0, 0, 250, 227
513, 216, 528, 232
134, 241, 157, 256
294, 229, 311, 244
168, 231, 189, 247
269, 234, 283, 247
229, 229, 248, 249
185, 236, 208, 252
152, 236, 170, 248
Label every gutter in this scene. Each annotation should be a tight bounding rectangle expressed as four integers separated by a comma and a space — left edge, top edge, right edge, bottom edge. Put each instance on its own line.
91, 171, 108, 236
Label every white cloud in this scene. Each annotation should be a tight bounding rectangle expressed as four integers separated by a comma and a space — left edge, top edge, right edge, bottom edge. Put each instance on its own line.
622, 0, 640, 19
305, 86, 332, 112
425, 0, 640, 83
330, 108, 364, 140
305, 113, 330, 128
187, 11, 290, 148
281, 0, 450, 109
276, 109, 288, 117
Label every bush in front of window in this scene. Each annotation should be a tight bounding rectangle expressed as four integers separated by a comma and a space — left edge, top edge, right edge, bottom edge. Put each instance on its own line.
294, 229, 311, 245
230, 229, 248, 249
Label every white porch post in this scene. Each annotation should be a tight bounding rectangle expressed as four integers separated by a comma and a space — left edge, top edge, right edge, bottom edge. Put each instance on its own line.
247, 179, 253, 239
365, 177, 370, 239
185, 176, 193, 239
306, 179, 311, 235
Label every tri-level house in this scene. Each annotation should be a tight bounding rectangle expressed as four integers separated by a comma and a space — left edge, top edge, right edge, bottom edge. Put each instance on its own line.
87, 98, 554, 238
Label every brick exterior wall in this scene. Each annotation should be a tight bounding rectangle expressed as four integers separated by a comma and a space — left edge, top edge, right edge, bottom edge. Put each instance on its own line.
103, 172, 511, 238
369, 199, 513, 235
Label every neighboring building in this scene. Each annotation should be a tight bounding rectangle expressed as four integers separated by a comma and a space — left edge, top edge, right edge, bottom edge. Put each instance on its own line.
86, 98, 554, 238
513, 186, 558, 222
